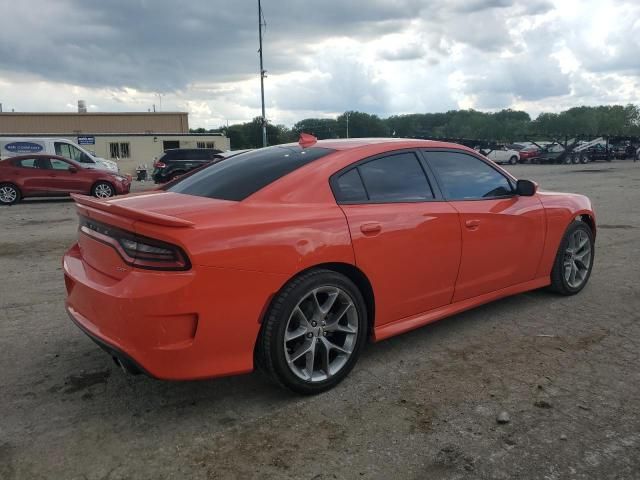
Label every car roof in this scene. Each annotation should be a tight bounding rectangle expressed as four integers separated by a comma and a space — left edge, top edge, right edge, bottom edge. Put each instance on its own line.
3, 154, 82, 166
164, 148, 219, 152
282, 137, 477, 153
5, 154, 73, 160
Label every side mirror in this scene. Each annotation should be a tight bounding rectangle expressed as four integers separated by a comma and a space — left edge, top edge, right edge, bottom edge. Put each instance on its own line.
68, 166, 78, 173
516, 179, 537, 196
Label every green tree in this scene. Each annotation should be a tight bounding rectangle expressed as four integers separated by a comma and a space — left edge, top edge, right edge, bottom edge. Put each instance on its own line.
337, 111, 388, 138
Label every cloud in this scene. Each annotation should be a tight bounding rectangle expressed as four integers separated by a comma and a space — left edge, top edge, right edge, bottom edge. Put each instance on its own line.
379, 44, 427, 61
0, 0, 638, 127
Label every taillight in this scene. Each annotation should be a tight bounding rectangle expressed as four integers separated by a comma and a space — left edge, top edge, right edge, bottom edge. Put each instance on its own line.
79, 217, 190, 271
155, 161, 166, 168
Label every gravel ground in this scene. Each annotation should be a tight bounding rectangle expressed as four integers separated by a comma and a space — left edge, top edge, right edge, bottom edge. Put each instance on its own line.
1, 161, 639, 480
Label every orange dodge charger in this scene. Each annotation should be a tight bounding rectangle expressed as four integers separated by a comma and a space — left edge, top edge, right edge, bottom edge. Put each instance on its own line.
63, 137, 595, 394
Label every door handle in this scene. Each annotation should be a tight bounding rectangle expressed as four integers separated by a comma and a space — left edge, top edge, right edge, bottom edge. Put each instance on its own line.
360, 222, 382, 234
465, 219, 481, 229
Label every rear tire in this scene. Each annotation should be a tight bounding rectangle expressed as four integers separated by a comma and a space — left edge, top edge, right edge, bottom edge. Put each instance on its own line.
257, 269, 368, 395
549, 220, 594, 295
0, 183, 21, 205
91, 181, 115, 199
509, 156, 518, 165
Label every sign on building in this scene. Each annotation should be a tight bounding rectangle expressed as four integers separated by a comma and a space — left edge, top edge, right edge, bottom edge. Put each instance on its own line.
77, 136, 95, 145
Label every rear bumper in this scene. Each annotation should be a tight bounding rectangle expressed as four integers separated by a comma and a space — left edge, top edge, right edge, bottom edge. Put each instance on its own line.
151, 170, 168, 183
63, 243, 286, 380
67, 307, 150, 376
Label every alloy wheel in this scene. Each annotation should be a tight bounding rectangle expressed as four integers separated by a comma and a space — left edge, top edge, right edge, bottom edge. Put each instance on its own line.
0, 185, 17, 204
563, 229, 592, 289
94, 183, 113, 198
284, 286, 359, 382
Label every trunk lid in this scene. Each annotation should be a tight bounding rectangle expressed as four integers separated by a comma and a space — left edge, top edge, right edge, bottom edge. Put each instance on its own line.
72, 191, 236, 278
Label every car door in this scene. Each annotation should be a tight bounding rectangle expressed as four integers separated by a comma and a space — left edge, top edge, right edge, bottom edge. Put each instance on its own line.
423, 149, 546, 302
333, 150, 462, 325
38, 157, 87, 194
10, 157, 46, 194
489, 149, 502, 163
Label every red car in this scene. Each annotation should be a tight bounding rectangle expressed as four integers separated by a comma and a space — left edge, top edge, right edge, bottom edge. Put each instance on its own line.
0, 154, 131, 205
63, 137, 595, 394
518, 145, 541, 162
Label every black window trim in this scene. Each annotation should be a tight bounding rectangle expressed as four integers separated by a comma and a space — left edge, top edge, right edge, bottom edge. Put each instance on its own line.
420, 148, 517, 202
329, 148, 443, 205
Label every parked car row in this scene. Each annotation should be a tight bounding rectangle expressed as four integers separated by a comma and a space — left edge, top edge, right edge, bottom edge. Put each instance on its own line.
0, 155, 131, 205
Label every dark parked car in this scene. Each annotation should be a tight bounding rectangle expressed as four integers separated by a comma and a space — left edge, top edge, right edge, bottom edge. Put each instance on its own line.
0, 154, 131, 205
152, 148, 223, 183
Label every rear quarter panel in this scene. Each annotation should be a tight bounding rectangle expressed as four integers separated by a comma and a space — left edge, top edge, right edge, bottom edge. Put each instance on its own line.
133, 202, 355, 275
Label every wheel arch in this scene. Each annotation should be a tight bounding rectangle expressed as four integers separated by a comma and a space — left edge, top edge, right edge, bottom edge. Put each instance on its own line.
576, 211, 596, 238
258, 262, 376, 336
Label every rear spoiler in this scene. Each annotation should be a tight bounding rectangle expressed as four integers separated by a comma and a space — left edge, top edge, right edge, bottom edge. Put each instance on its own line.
70, 194, 195, 228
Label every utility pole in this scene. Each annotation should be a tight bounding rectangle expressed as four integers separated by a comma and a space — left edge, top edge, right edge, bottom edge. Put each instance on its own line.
258, 0, 267, 147
346, 112, 350, 139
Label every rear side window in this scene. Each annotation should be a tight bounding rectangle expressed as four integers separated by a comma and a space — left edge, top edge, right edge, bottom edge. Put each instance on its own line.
15, 158, 38, 168
426, 151, 513, 200
335, 169, 367, 202
189, 150, 210, 160
333, 152, 434, 203
166, 146, 335, 201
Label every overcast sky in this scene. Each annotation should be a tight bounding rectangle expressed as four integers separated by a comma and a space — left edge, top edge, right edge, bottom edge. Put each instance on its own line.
0, 0, 638, 128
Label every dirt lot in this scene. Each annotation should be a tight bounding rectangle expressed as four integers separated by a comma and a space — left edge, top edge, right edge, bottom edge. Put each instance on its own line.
1, 161, 640, 480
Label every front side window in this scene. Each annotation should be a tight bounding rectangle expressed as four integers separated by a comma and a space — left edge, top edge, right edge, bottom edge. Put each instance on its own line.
54, 142, 83, 162
426, 151, 513, 200
54, 142, 71, 159
333, 152, 434, 203
49, 158, 72, 170
166, 146, 335, 201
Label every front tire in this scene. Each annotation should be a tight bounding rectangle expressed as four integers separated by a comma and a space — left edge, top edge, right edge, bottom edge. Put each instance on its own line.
509, 156, 518, 165
258, 269, 368, 395
549, 220, 594, 295
0, 183, 21, 205
92, 181, 115, 199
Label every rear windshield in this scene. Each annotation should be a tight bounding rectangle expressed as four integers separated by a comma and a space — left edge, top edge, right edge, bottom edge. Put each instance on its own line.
165, 145, 334, 201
